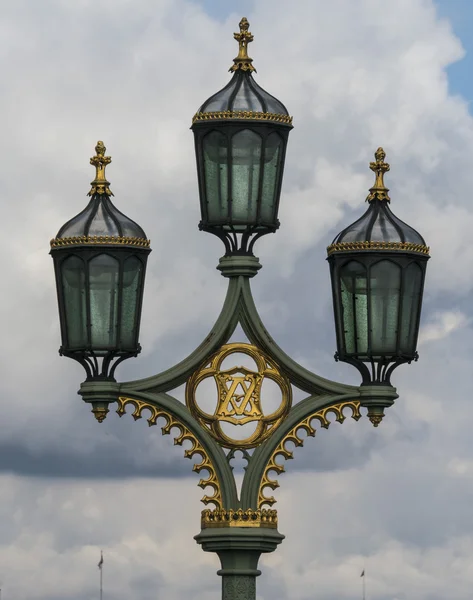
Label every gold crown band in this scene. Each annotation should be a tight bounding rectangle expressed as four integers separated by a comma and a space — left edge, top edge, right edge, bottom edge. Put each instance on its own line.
50, 235, 151, 249
327, 241, 430, 256
192, 110, 293, 125
201, 508, 278, 529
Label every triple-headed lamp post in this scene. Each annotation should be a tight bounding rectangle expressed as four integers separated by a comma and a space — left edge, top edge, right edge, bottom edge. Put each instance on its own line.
50, 19, 430, 600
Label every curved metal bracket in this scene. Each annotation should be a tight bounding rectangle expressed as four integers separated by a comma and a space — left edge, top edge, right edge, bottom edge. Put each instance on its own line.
107, 391, 238, 509
240, 395, 361, 509
121, 258, 356, 398
121, 277, 242, 394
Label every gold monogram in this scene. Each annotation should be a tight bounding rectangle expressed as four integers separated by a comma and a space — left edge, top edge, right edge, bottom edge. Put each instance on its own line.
186, 343, 292, 449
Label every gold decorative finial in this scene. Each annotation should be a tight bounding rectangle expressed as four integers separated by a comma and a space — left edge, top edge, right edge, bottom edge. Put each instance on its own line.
366, 147, 390, 202
88, 141, 113, 196
230, 17, 256, 73
91, 402, 109, 423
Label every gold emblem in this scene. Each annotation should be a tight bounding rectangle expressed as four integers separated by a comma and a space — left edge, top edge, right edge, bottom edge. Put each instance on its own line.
186, 343, 292, 449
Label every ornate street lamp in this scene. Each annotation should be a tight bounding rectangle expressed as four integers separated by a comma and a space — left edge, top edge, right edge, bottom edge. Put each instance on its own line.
51, 20, 430, 600
50, 141, 151, 389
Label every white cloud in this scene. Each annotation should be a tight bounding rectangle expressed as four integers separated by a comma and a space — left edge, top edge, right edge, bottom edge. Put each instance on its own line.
419, 310, 469, 344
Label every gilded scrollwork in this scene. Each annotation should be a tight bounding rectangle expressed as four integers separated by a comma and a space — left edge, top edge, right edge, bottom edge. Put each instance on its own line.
116, 396, 222, 509
258, 400, 361, 508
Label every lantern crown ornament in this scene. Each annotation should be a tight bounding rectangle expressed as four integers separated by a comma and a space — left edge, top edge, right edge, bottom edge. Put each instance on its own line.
328, 148, 428, 254
327, 148, 430, 386
51, 142, 149, 247
50, 142, 151, 381
192, 18, 293, 256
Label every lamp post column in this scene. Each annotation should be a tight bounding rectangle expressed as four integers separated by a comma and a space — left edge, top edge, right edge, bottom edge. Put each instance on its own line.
195, 527, 284, 600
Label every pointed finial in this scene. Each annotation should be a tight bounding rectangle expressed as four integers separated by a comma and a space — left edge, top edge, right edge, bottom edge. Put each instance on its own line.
230, 17, 256, 73
88, 141, 113, 196
366, 147, 390, 202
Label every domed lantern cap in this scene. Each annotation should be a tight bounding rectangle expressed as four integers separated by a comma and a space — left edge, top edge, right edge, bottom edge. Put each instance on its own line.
192, 18, 293, 256
50, 142, 151, 381
327, 148, 430, 387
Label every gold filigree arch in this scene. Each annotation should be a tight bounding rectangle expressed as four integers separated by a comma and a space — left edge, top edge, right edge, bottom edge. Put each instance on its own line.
258, 400, 361, 508
116, 396, 222, 509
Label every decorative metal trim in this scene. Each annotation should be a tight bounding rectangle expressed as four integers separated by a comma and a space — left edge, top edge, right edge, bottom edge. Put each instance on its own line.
186, 343, 292, 450
117, 396, 223, 509
327, 241, 430, 256
230, 18, 256, 73
192, 110, 293, 125
366, 147, 390, 202
258, 400, 361, 508
201, 508, 278, 529
50, 235, 151, 248
88, 141, 113, 196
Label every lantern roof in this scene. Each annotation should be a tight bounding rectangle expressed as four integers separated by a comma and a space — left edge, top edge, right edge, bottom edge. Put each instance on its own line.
50, 141, 150, 250
327, 148, 429, 256
192, 18, 292, 127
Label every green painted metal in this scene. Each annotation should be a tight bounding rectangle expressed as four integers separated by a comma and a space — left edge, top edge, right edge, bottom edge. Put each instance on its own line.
195, 528, 284, 600
120, 276, 242, 394
238, 277, 358, 396
120, 256, 358, 397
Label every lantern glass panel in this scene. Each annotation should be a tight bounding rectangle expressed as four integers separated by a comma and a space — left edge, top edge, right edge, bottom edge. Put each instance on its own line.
260, 132, 283, 222
203, 131, 228, 222
370, 260, 401, 355
120, 256, 144, 348
62, 255, 87, 348
89, 254, 119, 350
400, 262, 423, 354
231, 129, 262, 226
340, 260, 368, 356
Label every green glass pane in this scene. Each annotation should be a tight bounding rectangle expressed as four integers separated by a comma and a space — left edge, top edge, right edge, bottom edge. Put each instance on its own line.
120, 256, 143, 348
203, 131, 228, 222
260, 133, 282, 223
370, 261, 401, 355
400, 263, 423, 354
62, 256, 87, 348
340, 261, 368, 356
231, 129, 261, 224
89, 254, 119, 349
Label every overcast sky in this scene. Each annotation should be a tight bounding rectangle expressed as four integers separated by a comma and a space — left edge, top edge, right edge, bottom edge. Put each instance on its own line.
1, 0, 473, 598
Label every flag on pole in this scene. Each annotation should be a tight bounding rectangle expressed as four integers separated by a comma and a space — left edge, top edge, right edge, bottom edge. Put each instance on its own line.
360, 570, 365, 577
98, 551, 104, 569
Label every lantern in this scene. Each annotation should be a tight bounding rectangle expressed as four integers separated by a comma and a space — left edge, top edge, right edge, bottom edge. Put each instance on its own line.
192, 18, 293, 255
327, 148, 429, 385
50, 141, 151, 381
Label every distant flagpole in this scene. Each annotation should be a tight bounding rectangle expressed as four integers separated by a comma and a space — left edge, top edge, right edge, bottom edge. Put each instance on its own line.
361, 568, 366, 600
98, 551, 104, 600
